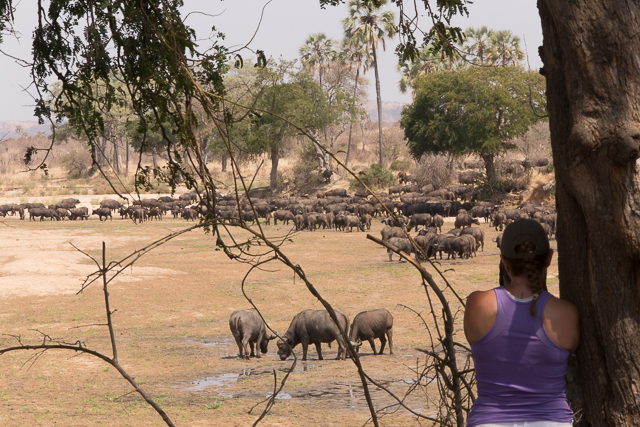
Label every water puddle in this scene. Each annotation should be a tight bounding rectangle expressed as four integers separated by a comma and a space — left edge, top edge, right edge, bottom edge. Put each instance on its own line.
182, 368, 272, 393
266, 392, 292, 400
185, 373, 239, 392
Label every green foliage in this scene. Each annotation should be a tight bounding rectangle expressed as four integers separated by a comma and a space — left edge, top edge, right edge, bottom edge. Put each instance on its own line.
401, 66, 546, 174
293, 143, 324, 194
475, 174, 531, 201
389, 159, 412, 172
350, 163, 396, 191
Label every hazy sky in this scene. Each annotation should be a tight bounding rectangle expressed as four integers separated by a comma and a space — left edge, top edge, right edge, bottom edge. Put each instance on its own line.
0, 0, 543, 122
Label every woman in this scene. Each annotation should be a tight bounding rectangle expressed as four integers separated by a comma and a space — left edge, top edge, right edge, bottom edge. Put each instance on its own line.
464, 219, 580, 427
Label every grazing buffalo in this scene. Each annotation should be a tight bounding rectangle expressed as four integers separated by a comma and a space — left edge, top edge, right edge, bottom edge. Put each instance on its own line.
349, 308, 394, 355
229, 309, 276, 359
277, 309, 350, 361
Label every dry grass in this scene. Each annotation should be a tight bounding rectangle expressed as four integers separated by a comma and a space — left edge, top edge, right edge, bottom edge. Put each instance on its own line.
0, 205, 559, 426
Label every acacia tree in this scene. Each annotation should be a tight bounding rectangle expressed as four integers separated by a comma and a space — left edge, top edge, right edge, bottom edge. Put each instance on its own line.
401, 66, 546, 180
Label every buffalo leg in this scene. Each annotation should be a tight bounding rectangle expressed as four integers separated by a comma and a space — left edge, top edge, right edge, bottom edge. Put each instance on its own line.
233, 335, 244, 358
368, 338, 377, 355
387, 330, 393, 355
301, 342, 309, 361
242, 339, 252, 360
315, 342, 323, 360
378, 336, 387, 355
249, 341, 256, 358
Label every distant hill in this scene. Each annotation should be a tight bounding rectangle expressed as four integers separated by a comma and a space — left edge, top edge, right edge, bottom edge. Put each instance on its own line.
365, 101, 406, 124
0, 121, 51, 140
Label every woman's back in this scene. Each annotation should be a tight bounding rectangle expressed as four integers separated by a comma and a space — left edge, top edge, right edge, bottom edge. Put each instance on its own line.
467, 287, 574, 426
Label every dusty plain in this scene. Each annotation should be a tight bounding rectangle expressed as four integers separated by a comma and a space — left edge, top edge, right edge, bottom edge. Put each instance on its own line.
0, 195, 559, 426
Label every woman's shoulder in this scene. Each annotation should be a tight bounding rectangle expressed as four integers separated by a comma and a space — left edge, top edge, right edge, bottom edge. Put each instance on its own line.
543, 294, 580, 353
544, 293, 579, 320
466, 289, 498, 309
464, 289, 499, 344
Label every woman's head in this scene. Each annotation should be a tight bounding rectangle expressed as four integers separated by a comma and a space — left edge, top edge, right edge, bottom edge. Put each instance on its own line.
500, 219, 553, 315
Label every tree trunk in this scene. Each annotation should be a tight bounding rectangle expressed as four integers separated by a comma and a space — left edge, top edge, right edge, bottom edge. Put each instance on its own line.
112, 139, 120, 174
345, 67, 361, 167
269, 143, 279, 192
372, 45, 384, 165
361, 122, 366, 151
538, 1, 640, 425
310, 130, 327, 170
125, 138, 129, 176
221, 155, 227, 172
481, 154, 495, 181
325, 127, 346, 171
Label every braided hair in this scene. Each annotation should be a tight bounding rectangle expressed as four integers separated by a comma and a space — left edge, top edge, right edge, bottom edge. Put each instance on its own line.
503, 241, 549, 316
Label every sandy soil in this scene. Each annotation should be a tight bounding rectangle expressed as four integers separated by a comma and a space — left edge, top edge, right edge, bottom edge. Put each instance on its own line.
0, 198, 559, 426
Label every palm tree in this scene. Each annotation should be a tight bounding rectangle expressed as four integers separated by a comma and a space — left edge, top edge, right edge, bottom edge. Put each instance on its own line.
343, 0, 396, 166
299, 33, 336, 87
487, 30, 524, 67
462, 26, 495, 65
398, 44, 454, 98
339, 37, 370, 166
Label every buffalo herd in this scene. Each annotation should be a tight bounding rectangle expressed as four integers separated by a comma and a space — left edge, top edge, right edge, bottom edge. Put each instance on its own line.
1, 185, 556, 264
231, 307, 394, 361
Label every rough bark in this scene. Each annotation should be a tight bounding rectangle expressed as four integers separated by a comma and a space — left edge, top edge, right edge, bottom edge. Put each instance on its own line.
481, 154, 495, 181
538, 1, 640, 425
372, 44, 384, 165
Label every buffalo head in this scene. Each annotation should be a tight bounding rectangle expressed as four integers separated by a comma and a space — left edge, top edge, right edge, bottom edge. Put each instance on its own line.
260, 334, 277, 354
276, 337, 294, 361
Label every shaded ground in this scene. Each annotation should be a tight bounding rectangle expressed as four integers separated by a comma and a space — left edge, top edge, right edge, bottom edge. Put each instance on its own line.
0, 198, 559, 426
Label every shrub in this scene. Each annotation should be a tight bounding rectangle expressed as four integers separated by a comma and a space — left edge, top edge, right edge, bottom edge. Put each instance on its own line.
349, 163, 396, 191
61, 149, 94, 179
292, 143, 323, 194
389, 159, 412, 172
413, 154, 451, 189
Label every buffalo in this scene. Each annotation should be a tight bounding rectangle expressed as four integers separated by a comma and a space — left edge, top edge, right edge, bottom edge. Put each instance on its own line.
229, 309, 276, 359
277, 309, 350, 361
349, 309, 394, 355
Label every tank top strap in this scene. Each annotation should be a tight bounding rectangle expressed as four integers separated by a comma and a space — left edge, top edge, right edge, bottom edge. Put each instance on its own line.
483, 287, 510, 341
534, 291, 553, 318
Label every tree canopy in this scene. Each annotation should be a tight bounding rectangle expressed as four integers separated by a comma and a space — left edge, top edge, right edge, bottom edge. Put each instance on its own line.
400, 66, 546, 178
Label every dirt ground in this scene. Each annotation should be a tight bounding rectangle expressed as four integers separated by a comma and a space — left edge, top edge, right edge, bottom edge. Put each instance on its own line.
0, 195, 559, 426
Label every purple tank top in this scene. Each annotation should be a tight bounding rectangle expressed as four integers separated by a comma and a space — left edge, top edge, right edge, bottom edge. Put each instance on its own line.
467, 287, 573, 426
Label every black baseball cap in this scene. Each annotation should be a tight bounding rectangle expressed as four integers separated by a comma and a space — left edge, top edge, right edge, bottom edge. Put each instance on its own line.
500, 219, 550, 258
